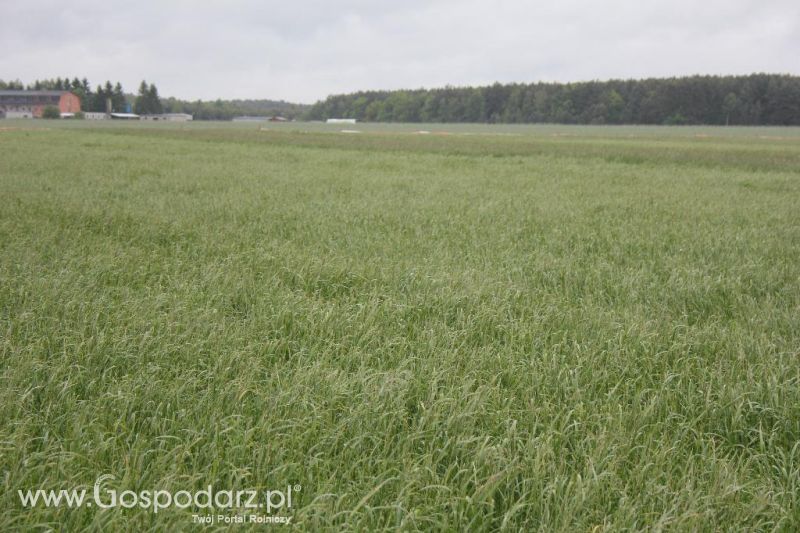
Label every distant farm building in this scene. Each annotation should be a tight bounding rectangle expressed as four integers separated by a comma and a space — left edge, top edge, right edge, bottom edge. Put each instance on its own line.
231, 115, 289, 122
0, 90, 81, 119
109, 113, 140, 120
232, 116, 270, 122
140, 113, 193, 122
326, 118, 357, 124
84, 112, 109, 120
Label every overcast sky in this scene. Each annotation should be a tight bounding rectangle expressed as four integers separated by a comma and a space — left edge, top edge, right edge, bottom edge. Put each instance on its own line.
1, 0, 798, 103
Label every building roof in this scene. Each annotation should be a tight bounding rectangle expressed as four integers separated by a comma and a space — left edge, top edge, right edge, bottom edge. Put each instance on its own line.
141, 113, 193, 118
110, 113, 140, 119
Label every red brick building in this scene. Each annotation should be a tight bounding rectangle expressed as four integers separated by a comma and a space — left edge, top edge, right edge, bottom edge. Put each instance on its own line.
0, 90, 81, 118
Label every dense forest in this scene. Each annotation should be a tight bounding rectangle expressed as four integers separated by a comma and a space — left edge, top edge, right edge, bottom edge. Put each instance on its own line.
0, 77, 308, 120
306, 74, 800, 125
160, 97, 308, 121
3, 73, 798, 124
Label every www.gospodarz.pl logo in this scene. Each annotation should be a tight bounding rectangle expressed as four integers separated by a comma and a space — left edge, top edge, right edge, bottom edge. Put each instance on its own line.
18, 474, 298, 522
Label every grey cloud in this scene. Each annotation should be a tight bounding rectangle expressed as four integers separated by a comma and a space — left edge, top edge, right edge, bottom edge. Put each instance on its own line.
1, 0, 797, 103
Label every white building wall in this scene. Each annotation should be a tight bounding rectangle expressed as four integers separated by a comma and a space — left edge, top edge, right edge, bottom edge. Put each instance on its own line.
5, 110, 33, 119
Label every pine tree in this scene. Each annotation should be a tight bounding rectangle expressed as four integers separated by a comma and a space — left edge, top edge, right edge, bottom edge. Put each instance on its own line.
93, 85, 105, 112
148, 83, 163, 114
113, 82, 126, 112
134, 80, 149, 114
80, 79, 92, 111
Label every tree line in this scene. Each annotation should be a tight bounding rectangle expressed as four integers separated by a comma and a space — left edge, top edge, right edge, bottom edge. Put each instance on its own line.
1, 77, 127, 113
134, 81, 162, 114
306, 74, 800, 125
0, 77, 163, 115
159, 97, 308, 121
1, 77, 308, 120
6, 73, 797, 124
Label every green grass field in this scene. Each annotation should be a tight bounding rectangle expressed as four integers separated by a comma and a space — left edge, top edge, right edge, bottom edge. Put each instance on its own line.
1, 121, 799, 531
